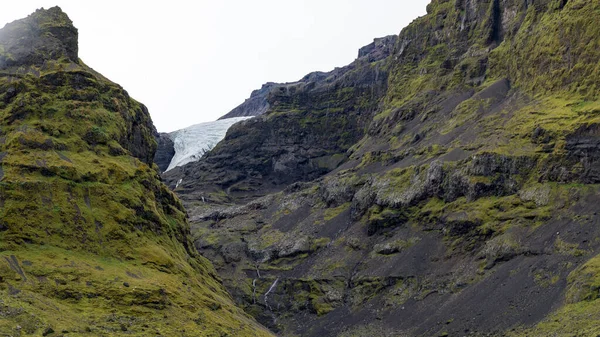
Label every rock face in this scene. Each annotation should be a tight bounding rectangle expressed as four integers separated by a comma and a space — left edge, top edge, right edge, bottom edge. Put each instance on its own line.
0, 8, 272, 337
153, 132, 175, 172
219, 83, 276, 119
357, 35, 397, 62
166, 0, 600, 336
218, 36, 398, 121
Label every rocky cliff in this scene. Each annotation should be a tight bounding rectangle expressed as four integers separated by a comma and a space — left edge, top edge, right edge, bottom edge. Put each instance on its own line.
165, 0, 600, 336
0, 8, 272, 336
153, 132, 175, 172
218, 36, 399, 122
218, 83, 276, 119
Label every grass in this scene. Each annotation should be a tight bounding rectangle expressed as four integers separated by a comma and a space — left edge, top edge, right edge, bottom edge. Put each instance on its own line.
323, 202, 351, 221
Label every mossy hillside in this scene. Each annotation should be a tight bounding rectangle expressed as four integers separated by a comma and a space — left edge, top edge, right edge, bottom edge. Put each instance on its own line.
0, 8, 272, 337
361, 0, 600, 165
489, 0, 600, 97
384, 0, 600, 108
384, 0, 506, 109
0, 67, 179, 254
0, 246, 266, 336
0, 81, 270, 334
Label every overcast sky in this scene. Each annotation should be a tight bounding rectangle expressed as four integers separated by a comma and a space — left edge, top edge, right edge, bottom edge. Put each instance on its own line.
1, 1, 429, 132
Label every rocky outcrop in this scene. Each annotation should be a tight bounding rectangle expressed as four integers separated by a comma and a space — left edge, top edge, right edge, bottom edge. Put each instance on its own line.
219, 83, 276, 119
0, 8, 272, 337
153, 132, 175, 172
0, 7, 78, 68
357, 35, 397, 62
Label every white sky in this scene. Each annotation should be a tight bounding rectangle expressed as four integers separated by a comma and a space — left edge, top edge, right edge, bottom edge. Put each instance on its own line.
1, 1, 429, 132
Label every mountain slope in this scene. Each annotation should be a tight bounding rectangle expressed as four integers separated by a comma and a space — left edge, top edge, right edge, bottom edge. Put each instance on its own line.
0, 8, 272, 336
164, 0, 600, 336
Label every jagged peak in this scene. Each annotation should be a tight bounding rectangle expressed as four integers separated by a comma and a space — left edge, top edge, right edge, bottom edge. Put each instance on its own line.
0, 6, 78, 69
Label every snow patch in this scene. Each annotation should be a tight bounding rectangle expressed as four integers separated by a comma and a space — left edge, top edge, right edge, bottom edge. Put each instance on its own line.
165, 117, 252, 172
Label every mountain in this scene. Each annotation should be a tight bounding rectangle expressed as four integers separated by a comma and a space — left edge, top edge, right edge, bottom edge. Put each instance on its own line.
0, 7, 272, 336
163, 0, 600, 336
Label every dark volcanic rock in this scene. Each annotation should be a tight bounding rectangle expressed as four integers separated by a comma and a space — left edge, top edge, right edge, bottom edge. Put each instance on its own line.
543, 123, 600, 183
219, 83, 276, 119
119, 102, 158, 166
357, 35, 397, 62
153, 132, 175, 172
218, 36, 398, 121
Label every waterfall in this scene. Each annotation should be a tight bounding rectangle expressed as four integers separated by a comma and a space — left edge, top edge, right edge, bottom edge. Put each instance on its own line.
264, 278, 280, 311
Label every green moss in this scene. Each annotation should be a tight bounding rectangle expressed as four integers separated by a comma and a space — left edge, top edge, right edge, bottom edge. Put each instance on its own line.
255, 227, 285, 250
373, 237, 421, 256
305, 279, 344, 316
0, 245, 270, 336
565, 254, 600, 303
477, 97, 600, 156
349, 277, 388, 307
554, 237, 586, 257
384, 278, 418, 307
323, 202, 350, 221
511, 299, 600, 337
311, 237, 331, 251
489, 1, 600, 98
439, 98, 491, 135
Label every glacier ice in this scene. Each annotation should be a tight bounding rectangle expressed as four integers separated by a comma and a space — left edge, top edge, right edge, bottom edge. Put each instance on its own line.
165, 117, 252, 172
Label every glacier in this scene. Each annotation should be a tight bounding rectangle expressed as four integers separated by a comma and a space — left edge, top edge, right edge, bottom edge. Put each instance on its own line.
165, 117, 252, 172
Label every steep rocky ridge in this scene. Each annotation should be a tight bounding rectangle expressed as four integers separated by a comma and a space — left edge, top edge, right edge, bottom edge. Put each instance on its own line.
218, 35, 399, 121
218, 82, 276, 120
165, 0, 600, 336
0, 8, 272, 336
